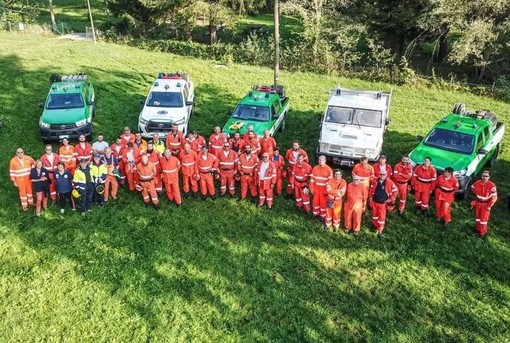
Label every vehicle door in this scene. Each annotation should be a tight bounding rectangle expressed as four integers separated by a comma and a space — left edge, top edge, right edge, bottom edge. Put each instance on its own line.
183, 84, 192, 116
83, 85, 93, 118
474, 130, 488, 174
271, 101, 282, 134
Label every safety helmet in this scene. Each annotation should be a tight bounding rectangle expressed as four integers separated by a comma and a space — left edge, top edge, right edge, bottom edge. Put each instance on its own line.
72, 189, 81, 199
95, 184, 105, 195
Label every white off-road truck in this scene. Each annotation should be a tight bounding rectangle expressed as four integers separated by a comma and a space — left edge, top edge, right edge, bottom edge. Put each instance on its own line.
316, 87, 392, 166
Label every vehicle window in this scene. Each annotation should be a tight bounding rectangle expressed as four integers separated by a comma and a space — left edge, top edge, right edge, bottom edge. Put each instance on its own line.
476, 132, 485, 151
483, 126, 490, 144
271, 103, 278, 117
232, 105, 270, 121
423, 128, 474, 154
46, 93, 84, 109
273, 101, 281, 115
146, 92, 183, 107
325, 106, 353, 124
353, 109, 383, 128
183, 85, 189, 100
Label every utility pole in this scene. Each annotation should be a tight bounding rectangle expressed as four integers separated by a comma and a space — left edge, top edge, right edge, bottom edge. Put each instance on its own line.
86, 0, 97, 43
274, 0, 280, 87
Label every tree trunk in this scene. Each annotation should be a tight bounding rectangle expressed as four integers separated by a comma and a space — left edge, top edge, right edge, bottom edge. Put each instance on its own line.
48, 0, 56, 27
209, 24, 217, 44
394, 32, 405, 62
435, 25, 449, 62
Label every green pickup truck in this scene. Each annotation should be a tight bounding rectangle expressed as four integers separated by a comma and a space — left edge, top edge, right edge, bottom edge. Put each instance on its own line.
39, 73, 96, 142
223, 85, 290, 137
409, 103, 505, 199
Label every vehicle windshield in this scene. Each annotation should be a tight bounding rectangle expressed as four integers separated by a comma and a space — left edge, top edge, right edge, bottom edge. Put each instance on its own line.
46, 93, 84, 109
325, 106, 383, 128
232, 105, 270, 121
146, 92, 183, 108
423, 128, 474, 154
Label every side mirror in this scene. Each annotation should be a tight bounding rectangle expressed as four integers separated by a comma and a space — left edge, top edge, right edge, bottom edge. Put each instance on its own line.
477, 148, 488, 155
317, 114, 323, 122
226, 110, 232, 116
139, 98, 146, 105
38, 103, 44, 109
385, 118, 391, 126
87, 100, 95, 106
185, 101, 194, 106
273, 114, 280, 120
416, 135, 424, 141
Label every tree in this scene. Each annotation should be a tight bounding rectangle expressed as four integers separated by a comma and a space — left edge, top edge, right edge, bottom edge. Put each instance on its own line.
0, 0, 40, 25
48, 0, 55, 27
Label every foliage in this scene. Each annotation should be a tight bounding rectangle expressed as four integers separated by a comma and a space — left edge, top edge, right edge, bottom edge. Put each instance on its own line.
0, 0, 40, 26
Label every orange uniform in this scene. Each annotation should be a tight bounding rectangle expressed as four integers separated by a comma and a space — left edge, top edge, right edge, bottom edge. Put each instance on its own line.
102, 154, 119, 201
133, 139, 148, 153
229, 137, 246, 155
470, 179, 498, 237
59, 144, 76, 174
352, 162, 374, 202
255, 160, 277, 207
260, 136, 277, 158
412, 164, 437, 211
195, 152, 218, 197
238, 152, 259, 199
218, 149, 238, 196
285, 148, 308, 195
392, 162, 413, 213
369, 178, 398, 233
122, 147, 141, 191
209, 133, 227, 157
271, 154, 285, 195
9, 154, 35, 209
373, 163, 393, 178
159, 154, 181, 204
75, 142, 93, 164
40, 152, 61, 200
245, 137, 261, 156
147, 150, 162, 192
166, 130, 185, 155
120, 133, 135, 146
435, 175, 459, 224
136, 161, 159, 205
242, 131, 258, 142
344, 182, 368, 233
290, 162, 313, 212
325, 178, 347, 230
178, 149, 198, 195
187, 135, 207, 153
310, 164, 333, 220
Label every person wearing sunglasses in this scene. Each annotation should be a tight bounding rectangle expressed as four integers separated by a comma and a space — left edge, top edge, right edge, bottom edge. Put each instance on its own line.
470, 171, 498, 239
9, 148, 35, 210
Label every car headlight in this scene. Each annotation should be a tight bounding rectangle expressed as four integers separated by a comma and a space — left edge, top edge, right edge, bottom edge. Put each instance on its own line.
453, 168, 468, 179
76, 119, 88, 127
39, 118, 50, 129
139, 116, 148, 125
173, 117, 185, 125
320, 142, 330, 152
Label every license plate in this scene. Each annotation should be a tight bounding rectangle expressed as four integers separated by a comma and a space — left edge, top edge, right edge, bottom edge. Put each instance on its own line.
59, 135, 69, 139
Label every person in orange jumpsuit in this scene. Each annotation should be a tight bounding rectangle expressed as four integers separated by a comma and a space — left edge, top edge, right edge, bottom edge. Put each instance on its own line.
133, 132, 148, 153
160, 148, 182, 206
237, 145, 259, 201
470, 171, 498, 239
352, 156, 374, 207
186, 130, 207, 153
195, 145, 218, 200
271, 147, 285, 196
58, 137, 76, 174
411, 157, 437, 216
122, 142, 141, 191
244, 131, 261, 156
290, 154, 313, 213
260, 130, 277, 158
229, 131, 246, 155
75, 134, 93, 164
166, 123, 185, 156
325, 169, 347, 232
179, 143, 198, 198
392, 154, 413, 215
255, 153, 277, 209
120, 127, 136, 146
217, 142, 238, 197
344, 176, 368, 235
434, 167, 459, 227
136, 154, 159, 210
9, 148, 35, 210
369, 171, 398, 237
146, 142, 162, 192
310, 155, 333, 221
373, 154, 392, 178
242, 124, 258, 142
102, 147, 119, 201
40, 144, 61, 201
285, 141, 308, 197
209, 126, 227, 157
110, 137, 126, 185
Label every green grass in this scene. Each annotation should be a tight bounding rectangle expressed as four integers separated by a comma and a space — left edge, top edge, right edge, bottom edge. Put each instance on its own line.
36, 0, 107, 33
1, 32, 510, 342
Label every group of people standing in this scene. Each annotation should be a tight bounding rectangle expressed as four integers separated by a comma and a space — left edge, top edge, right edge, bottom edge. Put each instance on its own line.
9, 124, 498, 237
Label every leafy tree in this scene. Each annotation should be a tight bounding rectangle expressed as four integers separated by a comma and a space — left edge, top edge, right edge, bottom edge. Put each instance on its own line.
0, 0, 40, 25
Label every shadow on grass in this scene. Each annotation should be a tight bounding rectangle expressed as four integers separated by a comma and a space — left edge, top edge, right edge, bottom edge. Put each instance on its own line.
1, 53, 509, 342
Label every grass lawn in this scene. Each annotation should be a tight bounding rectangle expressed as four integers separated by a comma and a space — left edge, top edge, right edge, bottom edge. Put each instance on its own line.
1, 32, 510, 342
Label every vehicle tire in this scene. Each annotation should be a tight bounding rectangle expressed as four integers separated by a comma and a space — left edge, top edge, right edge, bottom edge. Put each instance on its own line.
485, 144, 499, 168
452, 103, 466, 115
458, 179, 472, 201
278, 116, 286, 133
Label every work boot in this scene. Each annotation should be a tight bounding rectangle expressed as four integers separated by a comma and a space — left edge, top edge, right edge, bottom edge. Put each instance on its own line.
210, 195, 216, 201
344, 229, 350, 234
202, 195, 207, 201
184, 193, 190, 199
60, 209, 65, 215
377, 231, 384, 239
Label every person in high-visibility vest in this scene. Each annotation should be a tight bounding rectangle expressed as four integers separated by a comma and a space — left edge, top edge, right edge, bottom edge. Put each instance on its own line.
470, 171, 498, 239
58, 137, 76, 174
137, 153, 159, 210
255, 153, 276, 209
195, 144, 218, 200
166, 123, 185, 156
310, 155, 333, 221
325, 169, 347, 232
217, 142, 238, 197
434, 167, 459, 227
344, 176, 367, 235
160, 148, 182, 206
73, 158, 94, 216
237, 145, 259, 201
9, 148, 35, 210
285, 141, 308, 198
102, 147, 119, 201
392, 155, 413, 215
290, 154, 313, 214
411, 157, 437, 216
209, 126, 227, 158
179, 143, 198, 198
352, 156, 374, 208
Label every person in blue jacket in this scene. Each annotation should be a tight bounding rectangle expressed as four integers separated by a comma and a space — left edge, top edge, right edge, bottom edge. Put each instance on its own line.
54, 161, 74, 214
